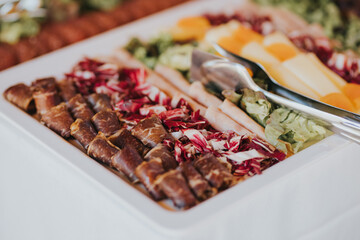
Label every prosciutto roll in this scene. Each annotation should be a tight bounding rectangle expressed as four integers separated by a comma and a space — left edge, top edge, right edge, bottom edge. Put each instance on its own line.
57, 79, 77, 102
108, 128, 148, 156
3, 83, 34, 112
41, 102, 74, 138
91, 110, 121, 137
31, 77, 61, 115
111, 144, 144, 182
179, 161, 213, 200
87, 132, 119, 165
144, 144, 178, 171
87, 93, 112, 113
131, 115, 174, 148
68, 94, 94, 122
70, 119, 97, 150
155, 169, 197, 209
135, 158, 166, 200
193, 153, 233, 190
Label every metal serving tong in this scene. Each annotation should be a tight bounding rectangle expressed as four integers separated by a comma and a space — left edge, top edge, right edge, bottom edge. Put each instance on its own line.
190, 46, 360, 144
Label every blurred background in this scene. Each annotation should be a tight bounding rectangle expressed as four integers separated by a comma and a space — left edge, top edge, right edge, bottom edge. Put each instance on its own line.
0, 0, 189, 71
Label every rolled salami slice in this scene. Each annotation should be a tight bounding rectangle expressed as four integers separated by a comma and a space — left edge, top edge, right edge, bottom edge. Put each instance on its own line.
205, 106, 252, 137
68, 94, 94, 122
41, 102, 74, 138
135, 158, 166, 200
31, 77, 57, 91
154, 64, 191, 94
144, 144, 177, 171
87, 132, 119, 165
87, 93, 112, 113
3, 83, 34, 112
111, 144, 144, 182
91, 110, 121, 137
156, 168, 197, 209
179, 161, 214, 200
219, 99, 266, 141
188, 81, 222, 108
31, 77, 61, 115
108, 128, 148, 156
70, 119, 97, 150
131, 115, 174, 148
57, 79, 77, 102
193, 153, 233, 190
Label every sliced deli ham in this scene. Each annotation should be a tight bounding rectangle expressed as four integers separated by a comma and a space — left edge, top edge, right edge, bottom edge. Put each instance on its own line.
87, 93, 112, 113
111, 144, 144, 182
219, 99, 266, 140
87, 132, 119, 165
205, 106, 252, 137
188, 81, 222, 108
131, 115, 174, 148
3, 83, 34, 112
31, 77, 61, 115
156, 168, 197, 209
70, 119, 97, 150
135, 158, 166, 200
67, 94, 94, 122
41, 102, 74, 138
109, 129, 149, 156
179, 161, 214, 200
57, 79, 77, 102
144, 144, 178, 171
193, 153, 233, 190
91, 110, 121, 137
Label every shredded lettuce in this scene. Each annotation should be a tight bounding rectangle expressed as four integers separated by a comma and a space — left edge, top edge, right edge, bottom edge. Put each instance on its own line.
125, 33, 175, 69
223, 88, 331, 153
265, 108, 331, 153
158, 44, 194, 71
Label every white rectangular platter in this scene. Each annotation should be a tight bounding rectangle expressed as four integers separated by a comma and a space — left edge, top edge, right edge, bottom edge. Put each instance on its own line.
1, 0, 359, 237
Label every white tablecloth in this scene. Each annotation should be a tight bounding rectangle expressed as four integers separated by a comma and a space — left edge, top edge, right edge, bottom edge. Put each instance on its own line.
1, 115, 360, 240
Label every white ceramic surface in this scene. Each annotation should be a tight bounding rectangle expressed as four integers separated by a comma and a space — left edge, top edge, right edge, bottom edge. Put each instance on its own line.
1, 1, 360, 239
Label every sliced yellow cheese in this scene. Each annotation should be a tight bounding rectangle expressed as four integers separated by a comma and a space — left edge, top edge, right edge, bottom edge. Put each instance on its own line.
263, 32, 298, 49
240, 42, 281, 69
267, 63, 320, 100
282, 53, 341, 97
205, 20, 240, 44
306, 53, 347, 89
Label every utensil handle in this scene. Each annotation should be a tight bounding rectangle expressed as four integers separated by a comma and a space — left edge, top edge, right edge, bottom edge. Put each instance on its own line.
264, 91, 360, 144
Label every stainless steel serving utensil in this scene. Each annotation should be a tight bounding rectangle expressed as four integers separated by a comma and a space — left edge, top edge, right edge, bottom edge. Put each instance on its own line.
190, 48, 360, 144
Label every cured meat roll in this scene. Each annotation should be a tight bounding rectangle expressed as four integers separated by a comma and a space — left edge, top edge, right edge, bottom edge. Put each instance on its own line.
57, 79, 77, 102
87, 132, 119, 165
41, 102, 74, 138
68, 94, 94, 122
179, 161, 213, 200
111, 144, 144, 182
135, 158, 166, 200
87, 93, 113, 113
3, 83, 34, 112
91, 110, 121, 137
108, 129, 148, 156
156, 168, 197, 209
131, 115, 174, 148
193, 153, 233, 190
144, 144, 178, 171
70, 119, 97, 150
31, 77, 61, 115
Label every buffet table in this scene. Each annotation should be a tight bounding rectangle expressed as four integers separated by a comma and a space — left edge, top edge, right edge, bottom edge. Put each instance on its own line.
1, 114, 360, 239
1, 1, 360, 239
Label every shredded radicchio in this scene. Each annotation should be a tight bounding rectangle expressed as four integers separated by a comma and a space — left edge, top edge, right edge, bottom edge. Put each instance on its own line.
66, 57, 286, 177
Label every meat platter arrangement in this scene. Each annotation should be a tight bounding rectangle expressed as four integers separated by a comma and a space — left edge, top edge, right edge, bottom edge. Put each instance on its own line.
3, 49, 288, 209
3, 0, 359, 211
